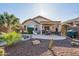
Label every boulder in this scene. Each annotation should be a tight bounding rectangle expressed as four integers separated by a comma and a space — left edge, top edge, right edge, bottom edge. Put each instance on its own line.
32, 40, 40, 45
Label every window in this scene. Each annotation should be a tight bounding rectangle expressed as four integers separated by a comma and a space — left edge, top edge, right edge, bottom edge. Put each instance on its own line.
35, 25, 38, 31
35, 27, 38, 31
24, 25, 26, 30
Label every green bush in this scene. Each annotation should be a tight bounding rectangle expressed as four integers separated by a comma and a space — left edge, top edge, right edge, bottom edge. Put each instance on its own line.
27, 27, 34, 34
1, 31, 22, 46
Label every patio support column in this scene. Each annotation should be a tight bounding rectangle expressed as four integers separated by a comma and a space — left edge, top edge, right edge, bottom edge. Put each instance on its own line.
58, 24, 61, 32
40, 24, 42, 34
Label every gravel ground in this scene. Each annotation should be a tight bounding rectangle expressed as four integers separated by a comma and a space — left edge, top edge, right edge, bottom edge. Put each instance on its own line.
5, 37, 79, 56
53, 37, 79, 56
5, 39, 54, 56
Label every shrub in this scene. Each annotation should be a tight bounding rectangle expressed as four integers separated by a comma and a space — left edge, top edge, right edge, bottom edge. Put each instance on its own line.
27, 27, 34, 34
1, 31, 22, 46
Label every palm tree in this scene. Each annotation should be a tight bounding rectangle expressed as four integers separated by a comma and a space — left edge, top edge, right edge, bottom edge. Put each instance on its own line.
0, 12, 20, 32
0, 14, 5, 26
0, 14, 7, 33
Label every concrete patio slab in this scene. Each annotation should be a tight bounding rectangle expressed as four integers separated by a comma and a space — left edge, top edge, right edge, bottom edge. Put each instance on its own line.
22, 34, 66, 40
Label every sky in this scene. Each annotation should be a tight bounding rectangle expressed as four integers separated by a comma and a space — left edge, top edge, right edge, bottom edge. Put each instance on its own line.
0, 3, 79, 23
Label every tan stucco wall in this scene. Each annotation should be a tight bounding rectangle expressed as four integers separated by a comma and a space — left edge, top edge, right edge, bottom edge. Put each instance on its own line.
50, 24, 56, 32
42, 24, 61, 32
50, 24, 61, 32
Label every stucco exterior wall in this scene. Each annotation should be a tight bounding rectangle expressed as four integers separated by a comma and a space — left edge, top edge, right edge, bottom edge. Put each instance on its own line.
23, 20, 40, 32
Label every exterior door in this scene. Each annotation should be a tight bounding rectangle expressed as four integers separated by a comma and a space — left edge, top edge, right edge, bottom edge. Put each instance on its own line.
44, 26, 49, 31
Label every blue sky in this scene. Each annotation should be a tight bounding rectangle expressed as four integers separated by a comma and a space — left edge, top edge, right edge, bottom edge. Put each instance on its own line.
0, 3, 79, 23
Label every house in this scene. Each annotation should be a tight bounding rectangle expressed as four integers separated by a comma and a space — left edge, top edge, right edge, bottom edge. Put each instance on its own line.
61, 17, 79, 36
22, 16, 61, 34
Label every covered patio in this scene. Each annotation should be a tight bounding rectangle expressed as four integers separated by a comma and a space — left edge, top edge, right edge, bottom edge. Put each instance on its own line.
40, 21, 61, 35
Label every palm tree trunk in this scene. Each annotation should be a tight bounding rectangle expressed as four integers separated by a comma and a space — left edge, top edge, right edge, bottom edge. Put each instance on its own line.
7, 24, 12, 32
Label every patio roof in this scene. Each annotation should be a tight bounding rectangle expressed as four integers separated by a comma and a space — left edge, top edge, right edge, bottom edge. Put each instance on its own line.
22, 15, 61, 25
40, 21, 61, 25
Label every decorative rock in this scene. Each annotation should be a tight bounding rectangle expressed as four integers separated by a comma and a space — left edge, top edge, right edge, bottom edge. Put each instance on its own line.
32, 40, 40, 45
71, 38, 79, 45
